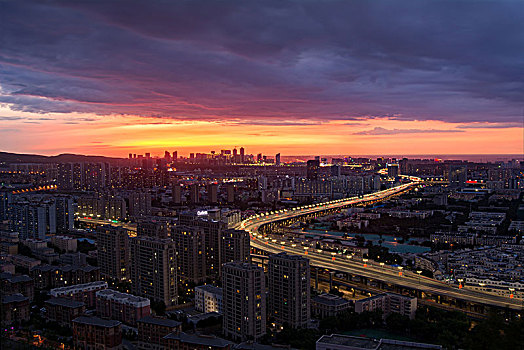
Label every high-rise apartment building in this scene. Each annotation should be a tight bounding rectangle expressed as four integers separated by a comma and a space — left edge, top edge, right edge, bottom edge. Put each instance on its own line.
130, 237, 178, 307
0, 187, 12, 222
9, 198, 56, 239
178, 211, 228, 276
172, 184, 182, 204
387, 163, 399, 178
54, 195, 74, 233
56, 163, 74, 190
268, 253, 310, 328
220, 229, 250, 266
190, 183, 199, 204
222, 262, 266, 341
227, 184, 235, 203
137, 216, 177, 239
306, 159, 320, 180
172, 226, 206, 283
127, 191, 152, 218
96, 225, 129, 282
207, 183, 218, 204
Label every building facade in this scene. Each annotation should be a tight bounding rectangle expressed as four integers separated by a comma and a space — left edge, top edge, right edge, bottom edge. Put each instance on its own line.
222, 262, 266, 341
96, 225, 130, 281
73, 316, 122, 350
130, 237, 178, 307
268, 253, 310, 328
96, 289, 151, 326
50, 281, 108, 308
137, 316, 182, 350
354, 293, 417, 319
194, 285, 223, 314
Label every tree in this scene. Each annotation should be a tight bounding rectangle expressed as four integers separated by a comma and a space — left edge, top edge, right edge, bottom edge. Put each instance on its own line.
151, 300, 166, 316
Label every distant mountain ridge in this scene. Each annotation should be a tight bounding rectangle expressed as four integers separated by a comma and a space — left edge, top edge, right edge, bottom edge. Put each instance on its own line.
0, 151, 122, 164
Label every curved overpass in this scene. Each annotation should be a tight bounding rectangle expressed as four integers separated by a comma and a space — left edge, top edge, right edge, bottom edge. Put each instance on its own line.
237, 178, 522, 311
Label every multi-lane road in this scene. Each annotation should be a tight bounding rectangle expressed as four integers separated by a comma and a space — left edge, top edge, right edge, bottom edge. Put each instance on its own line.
237, 179, 523, 311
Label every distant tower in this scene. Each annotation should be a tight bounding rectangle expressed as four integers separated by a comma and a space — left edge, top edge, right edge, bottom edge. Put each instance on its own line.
172, 184, 182, 204
275, 153, 281, 166
173, 151, 178, 161
227, 184, 235, 203
207, 183, 218, 204
307, 159, 320, 180
190, 183, 199, 204
240, 147, 245, 163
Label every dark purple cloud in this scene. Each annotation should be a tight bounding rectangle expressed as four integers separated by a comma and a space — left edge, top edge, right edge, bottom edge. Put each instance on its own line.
0, 0, 523, 124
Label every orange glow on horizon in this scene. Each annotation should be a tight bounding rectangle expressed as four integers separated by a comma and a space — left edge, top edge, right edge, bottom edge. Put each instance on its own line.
0, 106, 522, 157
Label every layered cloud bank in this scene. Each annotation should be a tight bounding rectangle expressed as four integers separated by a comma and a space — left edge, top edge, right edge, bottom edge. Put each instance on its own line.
1, 1, 522, 156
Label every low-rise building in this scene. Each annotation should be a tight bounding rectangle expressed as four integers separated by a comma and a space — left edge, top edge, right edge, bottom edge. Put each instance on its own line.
0, 261, 15, 274
316, 334, 442, 350
30, 264, 100, 289
45, 297, 86, 326
73, 316, 122, 350
194, 285, 223, 314
96, 289, 151, 326
50, 281, 108, 308
311, 293, 351, 319
51, 235, 78, 252
354, 293, 417, 319
1, 273, 34, 301
59, 252, 88, 266
10, 254, 41, 270
163, 332, 233, 350
1, 294, 30, 326
23, 238, 48, 251
137, 316, 182, 350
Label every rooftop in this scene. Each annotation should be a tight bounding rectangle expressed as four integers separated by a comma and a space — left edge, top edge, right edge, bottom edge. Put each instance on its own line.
195, 284, 223, 295
73, 316, 121, 328
2, 293, 29, 304
164, 332, 232, 348
5, 275, 33, 283
312, 293, 350, 306
137, 316, 181, 328
317, 334, 379, 349
96, 289, 150, 305
45, 297, 85, 308
317, 335, 441, 350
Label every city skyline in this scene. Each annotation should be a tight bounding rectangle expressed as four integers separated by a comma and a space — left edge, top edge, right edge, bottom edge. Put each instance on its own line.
1, 2, 523, 349
1, 1, 523, 156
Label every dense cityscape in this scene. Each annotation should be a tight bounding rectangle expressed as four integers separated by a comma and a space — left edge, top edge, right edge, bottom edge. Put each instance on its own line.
0, 150, 522, 349
2, 1, 524, 349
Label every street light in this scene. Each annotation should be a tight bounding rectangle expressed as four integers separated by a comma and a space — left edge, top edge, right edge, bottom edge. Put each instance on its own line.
416, 270, 422, 284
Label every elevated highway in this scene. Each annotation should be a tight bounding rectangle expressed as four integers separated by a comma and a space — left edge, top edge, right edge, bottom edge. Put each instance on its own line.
238, 177, 522, 312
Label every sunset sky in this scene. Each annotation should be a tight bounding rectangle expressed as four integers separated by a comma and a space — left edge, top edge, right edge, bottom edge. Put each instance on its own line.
1, 1, 523, 157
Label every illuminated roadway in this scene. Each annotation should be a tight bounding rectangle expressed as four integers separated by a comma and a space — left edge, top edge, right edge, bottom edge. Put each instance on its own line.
237, 178, 522, 311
